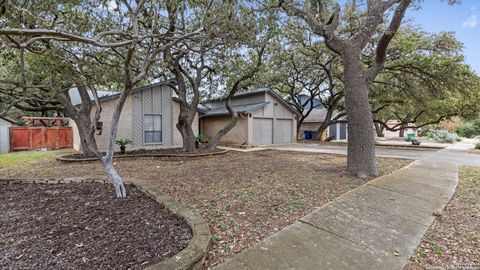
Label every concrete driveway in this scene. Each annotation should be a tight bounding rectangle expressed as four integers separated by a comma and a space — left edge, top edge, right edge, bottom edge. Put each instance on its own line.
267, 143, 437, 160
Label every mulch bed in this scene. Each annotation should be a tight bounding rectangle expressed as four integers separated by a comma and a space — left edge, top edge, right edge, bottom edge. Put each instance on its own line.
0, 182, 192, 270
60, 147, 225, 160
405, 166, 480, 270
0, 150, 410, 269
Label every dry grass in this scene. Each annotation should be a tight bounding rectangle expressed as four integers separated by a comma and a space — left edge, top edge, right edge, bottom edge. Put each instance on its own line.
0, 150, 410, 269
405, 166, 480, 270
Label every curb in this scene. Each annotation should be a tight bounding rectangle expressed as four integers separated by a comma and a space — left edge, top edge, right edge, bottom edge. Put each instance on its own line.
56, 149, 229, 162
0, 178, 211, 270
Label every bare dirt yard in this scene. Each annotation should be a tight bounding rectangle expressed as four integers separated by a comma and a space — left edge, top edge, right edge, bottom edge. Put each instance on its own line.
0, 182, 191, 270
405, 166, 480, 270
0, 150, 411, 269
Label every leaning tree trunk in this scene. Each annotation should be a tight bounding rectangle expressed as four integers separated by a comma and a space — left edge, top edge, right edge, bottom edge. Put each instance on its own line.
314, 120, 331, 141
207, 95, 239, 149
343, 54, 378, 178
100, 91, 129, 198
313, 109, 335, 141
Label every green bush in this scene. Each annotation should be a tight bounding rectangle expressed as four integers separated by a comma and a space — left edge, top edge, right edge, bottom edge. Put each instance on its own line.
475, 143, 480, 150
456, 119, 480, 138
196, 134, 209, 143
425, 130, 461, 143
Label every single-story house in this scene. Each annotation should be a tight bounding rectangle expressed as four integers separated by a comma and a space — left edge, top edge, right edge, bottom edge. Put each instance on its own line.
199, 89, 300, 146
382, 120, 418, 138
69, 81, 198, 151
295, 95, 329, 140
0, 116, 16, 153
328, 121, 348, 140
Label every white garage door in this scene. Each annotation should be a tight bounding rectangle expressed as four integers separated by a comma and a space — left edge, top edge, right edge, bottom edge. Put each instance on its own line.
275, 119, 293, 143
253, 118, 273, 145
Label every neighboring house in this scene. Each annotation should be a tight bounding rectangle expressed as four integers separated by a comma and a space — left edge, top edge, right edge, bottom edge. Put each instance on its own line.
328, 120, 348, 140
69, 81, 199, 151
296, 94, 329, 140
0, 116, 16, 153
200, 89, 300, 146
382, 120, 418, 138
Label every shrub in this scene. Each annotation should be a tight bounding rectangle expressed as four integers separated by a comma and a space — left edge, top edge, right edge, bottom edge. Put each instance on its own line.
196, 134, 209, 143
475, 143, 480, 150
115, 138, 133, 146
426, 130, 461, 143
456, 119, 480, 138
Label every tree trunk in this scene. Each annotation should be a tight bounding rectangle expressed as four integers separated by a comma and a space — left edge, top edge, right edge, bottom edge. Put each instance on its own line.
207, 97, 239, 149
374, 122, 385, 137
207, 114, 238, 149
100, 90, 130, 198
101, 159, 126, 197
177, 115, 196, 153
399, 123, 407, 137
343, 54, 378, 178
313, 109, 335, 141
314, 121, 330, 141
76, 115, 98, 156
60, 82, 99, 156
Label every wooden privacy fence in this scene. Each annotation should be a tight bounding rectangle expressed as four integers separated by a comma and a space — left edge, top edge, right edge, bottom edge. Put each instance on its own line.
10, 127, 73, 151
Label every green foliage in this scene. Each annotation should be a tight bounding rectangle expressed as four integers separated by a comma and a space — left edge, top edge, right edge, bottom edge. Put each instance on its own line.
370, 29, 480, 128
475, 143, 480, 150
424, 130, 461, 143
456, 119, 480, 138
196, 134, 209, 143
115, 138, 132, 147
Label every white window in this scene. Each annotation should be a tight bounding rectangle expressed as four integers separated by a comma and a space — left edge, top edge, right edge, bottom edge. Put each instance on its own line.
144, 115, 162, 144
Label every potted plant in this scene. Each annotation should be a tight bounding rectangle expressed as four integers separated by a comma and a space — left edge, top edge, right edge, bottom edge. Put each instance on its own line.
116, 138, 133, 154
195, 134, 209, 149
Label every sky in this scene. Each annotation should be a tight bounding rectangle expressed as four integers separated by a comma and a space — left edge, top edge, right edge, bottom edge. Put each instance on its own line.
407, 0, 480, 74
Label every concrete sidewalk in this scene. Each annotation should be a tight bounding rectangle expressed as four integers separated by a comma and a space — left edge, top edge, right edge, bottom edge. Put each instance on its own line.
221, 143, 437, 160
214, 142, 479, 270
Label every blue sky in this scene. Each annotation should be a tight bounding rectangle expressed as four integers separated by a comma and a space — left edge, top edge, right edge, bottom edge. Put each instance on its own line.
407, 0, 480, 74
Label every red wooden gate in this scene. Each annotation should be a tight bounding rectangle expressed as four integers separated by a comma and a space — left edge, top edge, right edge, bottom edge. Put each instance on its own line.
10, 127, 73, 151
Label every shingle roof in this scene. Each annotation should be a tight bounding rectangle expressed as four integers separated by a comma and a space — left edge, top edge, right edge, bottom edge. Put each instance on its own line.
202, 88, 302, 117
303, 108, 328, 123
68, 88, 116, 106
69, 79, 177, 106
200, 102, 268, 117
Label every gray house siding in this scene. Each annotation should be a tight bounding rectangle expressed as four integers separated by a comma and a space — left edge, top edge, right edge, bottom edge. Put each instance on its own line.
131, 85, 173, 148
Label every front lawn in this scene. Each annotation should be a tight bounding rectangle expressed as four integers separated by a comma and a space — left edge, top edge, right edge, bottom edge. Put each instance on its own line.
0, 150, 410, 269
0, 149, 73, 169
405, 166, 480, 270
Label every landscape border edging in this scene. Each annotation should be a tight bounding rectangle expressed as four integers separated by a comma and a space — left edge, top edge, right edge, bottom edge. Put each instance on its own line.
56, 149, 229, 162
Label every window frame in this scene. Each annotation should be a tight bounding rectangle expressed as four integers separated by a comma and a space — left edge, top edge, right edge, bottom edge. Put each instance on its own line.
143, 114, 162, 145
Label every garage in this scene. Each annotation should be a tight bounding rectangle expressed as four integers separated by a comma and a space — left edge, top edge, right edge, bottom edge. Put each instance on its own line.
275, 119, 293, 144
200, 89, 301, 146
253, 118, 273, 145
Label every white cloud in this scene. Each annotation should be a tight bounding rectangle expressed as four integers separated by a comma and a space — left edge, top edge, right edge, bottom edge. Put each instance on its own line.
462, 14, 478, 29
